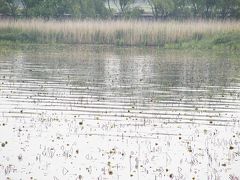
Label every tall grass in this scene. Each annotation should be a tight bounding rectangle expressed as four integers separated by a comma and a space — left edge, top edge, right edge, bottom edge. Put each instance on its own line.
0, 19, 240, 46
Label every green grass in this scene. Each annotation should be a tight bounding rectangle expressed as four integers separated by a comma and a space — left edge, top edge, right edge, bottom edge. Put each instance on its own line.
1, 30, 240, 52
0, 30, 240, 51
164, 32, 240, 52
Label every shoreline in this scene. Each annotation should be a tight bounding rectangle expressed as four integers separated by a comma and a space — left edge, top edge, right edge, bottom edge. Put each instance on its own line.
0, 31, 240, 53
0, 20, 239, 51
0, 19, 240, 53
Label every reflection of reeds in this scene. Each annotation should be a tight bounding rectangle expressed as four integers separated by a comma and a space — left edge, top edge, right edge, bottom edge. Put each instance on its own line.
0, 19, 240, 46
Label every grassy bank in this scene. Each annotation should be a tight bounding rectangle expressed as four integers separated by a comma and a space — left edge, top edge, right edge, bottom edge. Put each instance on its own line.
0, 19, 240, 49
165, 31, 240, 51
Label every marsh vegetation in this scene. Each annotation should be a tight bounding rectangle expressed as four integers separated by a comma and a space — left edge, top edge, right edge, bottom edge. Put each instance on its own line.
0, 19, 240, 48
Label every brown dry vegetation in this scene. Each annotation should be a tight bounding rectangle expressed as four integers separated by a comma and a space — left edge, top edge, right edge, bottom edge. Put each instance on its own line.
0, 19, 240, 46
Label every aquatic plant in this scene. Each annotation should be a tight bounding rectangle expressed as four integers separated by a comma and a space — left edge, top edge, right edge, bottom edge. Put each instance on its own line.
0, 19, 240, 46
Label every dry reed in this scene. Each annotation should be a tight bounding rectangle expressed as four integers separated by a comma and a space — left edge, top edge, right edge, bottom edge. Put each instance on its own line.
0, 19, 240, 46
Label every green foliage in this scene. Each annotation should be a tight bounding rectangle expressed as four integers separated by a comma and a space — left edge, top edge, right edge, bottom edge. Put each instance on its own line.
213, 32, 240, 50
172, 0, 192, 18
173, 0, 240, 19
0, 0, 19, 17
6, 0, 18, 17
0, 0, 240, 19
164, 31, 240, 51
115, 30, 125, 45
0, 29, 37, 42
0, 0, 9, 14
148, 0, 175, 18
125, 7, 144, 19
217, 0, 240, 18
19, 0, 107, 18
78, 0, 109, 18
113, 0, 135, 15
21, 0, 42, 17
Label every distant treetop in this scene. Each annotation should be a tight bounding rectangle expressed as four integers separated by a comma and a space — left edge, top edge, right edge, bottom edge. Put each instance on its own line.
0, 0, 239, 19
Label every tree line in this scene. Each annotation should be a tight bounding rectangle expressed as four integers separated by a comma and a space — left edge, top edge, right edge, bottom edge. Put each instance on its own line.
0, 0, 240, 19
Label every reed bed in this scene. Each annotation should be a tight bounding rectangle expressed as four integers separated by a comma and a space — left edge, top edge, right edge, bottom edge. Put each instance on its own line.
0, 19, 240, 46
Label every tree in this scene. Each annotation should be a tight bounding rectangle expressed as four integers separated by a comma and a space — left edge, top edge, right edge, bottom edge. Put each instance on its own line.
5, 0, 18, 17
172, 0, 192, 18
0, 0, 19, 17
76, 0, 108, 18
46, 0, 73, 18
125, 7, 144, 19
113, 0, 135, 15
189, 0, 204, 17
148, 0, 175, 19
0, 0, 10, 15
21, 0, 43, 17
217, 0, 240, 18
204, 0, 217, 18
1, 0, 239, 20
106, 0, 112, 14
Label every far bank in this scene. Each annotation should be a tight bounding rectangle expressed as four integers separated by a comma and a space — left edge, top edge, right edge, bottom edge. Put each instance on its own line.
0, 19, 240, 51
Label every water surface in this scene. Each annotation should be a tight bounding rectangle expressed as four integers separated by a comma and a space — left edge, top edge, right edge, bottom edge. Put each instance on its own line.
0, 46, 240, 179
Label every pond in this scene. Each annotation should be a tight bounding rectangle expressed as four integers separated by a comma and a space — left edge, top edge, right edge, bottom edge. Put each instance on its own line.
0, 45, 240, 179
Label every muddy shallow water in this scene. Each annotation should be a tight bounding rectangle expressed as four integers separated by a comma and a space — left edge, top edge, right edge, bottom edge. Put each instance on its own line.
0, 46, 240, 180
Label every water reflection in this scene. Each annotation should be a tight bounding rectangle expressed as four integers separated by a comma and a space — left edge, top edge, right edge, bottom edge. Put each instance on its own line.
0, 46, 240, 179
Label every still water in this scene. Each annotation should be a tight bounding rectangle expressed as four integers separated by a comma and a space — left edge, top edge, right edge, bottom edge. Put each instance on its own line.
0, 46, 240, 180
